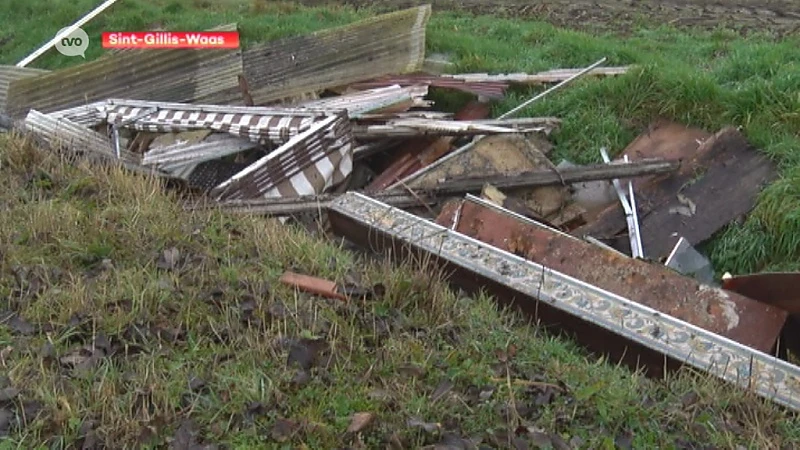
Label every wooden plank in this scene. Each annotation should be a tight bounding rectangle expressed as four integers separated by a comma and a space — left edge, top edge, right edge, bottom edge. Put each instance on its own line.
573, 126, 777, 260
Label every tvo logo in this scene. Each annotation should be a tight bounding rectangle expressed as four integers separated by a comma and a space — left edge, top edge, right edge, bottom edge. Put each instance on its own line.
55, 27, 89, 58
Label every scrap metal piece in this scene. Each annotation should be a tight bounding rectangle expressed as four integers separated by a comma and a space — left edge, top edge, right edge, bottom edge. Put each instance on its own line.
142, 133, 258, 172
387, 58, 605, 190
665, 237, 715, 285
442, 66, 632, 84
574, 127, 777, 260
600, 148, 643, 258
499, 57, 606, 119
327, 192, 800, 413
299, 85, 431, 118
433, 194, 785, 352
23, 109, 140, 165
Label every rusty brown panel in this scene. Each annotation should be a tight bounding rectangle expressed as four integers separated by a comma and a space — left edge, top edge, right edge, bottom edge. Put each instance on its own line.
436, 197, 786, 353
573, 127, 778, 261
722, 272, 800, 313
722, 272, 800, 358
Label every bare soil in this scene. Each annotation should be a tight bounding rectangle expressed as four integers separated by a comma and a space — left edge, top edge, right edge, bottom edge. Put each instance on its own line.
298, 0, 800, 36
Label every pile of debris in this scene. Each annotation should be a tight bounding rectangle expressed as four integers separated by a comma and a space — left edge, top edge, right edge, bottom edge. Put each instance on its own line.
2, 4, 799, 415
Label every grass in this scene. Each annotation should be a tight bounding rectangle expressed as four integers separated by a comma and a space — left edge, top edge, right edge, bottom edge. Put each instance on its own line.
1, 0, 800, 448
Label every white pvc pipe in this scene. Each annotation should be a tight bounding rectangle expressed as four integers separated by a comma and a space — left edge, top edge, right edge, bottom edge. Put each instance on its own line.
16, 0, 122, 67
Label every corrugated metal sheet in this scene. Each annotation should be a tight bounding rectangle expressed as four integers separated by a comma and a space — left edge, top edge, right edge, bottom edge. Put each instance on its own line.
241, 5, 431, 105
142, 133, 257, 169
23, 109, 140, 165
6, 46, 245, 118
0, 65, 50, 113
349, 73, 509, 99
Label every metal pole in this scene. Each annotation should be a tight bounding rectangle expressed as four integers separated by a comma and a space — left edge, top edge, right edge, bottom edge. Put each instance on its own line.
499, 57, 607, 120
16, 0, 122, 67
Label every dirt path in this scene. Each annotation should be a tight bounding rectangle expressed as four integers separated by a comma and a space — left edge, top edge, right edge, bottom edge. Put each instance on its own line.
298, 0, 800, 36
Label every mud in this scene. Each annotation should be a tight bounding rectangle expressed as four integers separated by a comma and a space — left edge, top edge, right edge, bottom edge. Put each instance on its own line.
296, 0, 800, 36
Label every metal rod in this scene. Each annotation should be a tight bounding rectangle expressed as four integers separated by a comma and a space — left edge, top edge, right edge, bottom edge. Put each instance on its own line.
498, 57, 607, 120
17, 0, 122, 67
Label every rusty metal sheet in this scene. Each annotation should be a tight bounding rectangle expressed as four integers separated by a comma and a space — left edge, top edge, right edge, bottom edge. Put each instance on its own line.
327, 191, 800, 413
722, 272, 800, 313
435, 195, 786, 353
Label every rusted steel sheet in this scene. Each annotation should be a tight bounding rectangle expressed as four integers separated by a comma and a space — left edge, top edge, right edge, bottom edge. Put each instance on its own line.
0, 65, 49, 112
435, 195, 786, 353
723, 272, 800, 358
328, 191, 800, 413
241, 6, 431, 105
6, 45, 244, 118
349, 74, 509, 99
722, 273, 800, 314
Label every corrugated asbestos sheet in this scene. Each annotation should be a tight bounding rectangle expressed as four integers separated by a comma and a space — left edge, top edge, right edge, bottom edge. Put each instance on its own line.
6, 40, 244, 118
23, 109, 140, 165
241, 5, 431, 105
0, 65, 50, 112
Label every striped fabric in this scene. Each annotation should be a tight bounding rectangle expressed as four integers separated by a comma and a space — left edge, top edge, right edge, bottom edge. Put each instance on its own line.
104, 104, 320, 147
98, 103, 353, 200
211, 114, 353, 201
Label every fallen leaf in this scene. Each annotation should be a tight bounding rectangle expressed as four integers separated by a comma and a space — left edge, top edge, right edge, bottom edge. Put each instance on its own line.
243, 402, 268, 423
290, 369, 311, 388
528, 431, 552, 448
0, 311, 36, 335
157, 247, 181, 271
407, 417, 441, 434
681, 391, 700, 408
397, 364, 426, 379
76, 419, 100, 450
271, 418, 302, 442
614, 431, 634, 450
287, 338, 328, 370
431, 380, 454, 403
347, 412, 376, 433
677, 193, 697, 215
549, 433, 570, 450
0, 387, 20, 403
188, 376, 207, 393
0, 407, 13, 436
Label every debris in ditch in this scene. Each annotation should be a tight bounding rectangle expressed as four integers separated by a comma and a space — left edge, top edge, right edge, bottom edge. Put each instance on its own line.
433, 195, 785, 353
326, 191, 800, 414
574, 126, 778, 261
